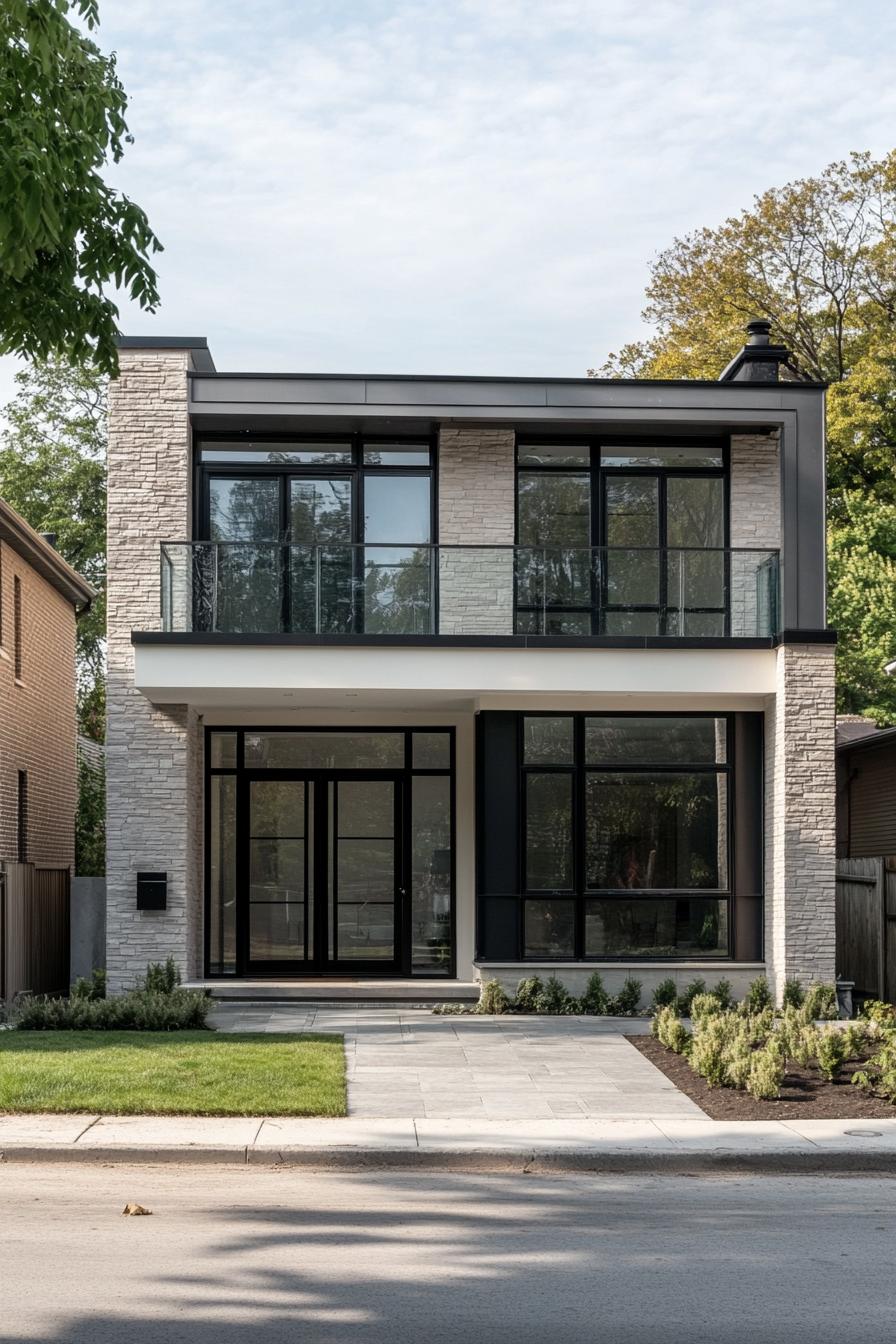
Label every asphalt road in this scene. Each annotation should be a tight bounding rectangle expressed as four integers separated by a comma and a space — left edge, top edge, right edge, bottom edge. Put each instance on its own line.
2, 1165, 895, 1343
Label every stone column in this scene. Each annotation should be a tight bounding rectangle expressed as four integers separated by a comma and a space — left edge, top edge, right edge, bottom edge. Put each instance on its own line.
437, 427, 516, 634
765, 642, 837, 998
105, 348, 202, 990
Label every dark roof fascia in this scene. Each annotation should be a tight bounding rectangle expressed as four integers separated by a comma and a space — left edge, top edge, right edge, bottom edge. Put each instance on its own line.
187, 369, 827, 389
0, 500, 95, 609
836, 725, 896, 756
118, 336, 216, 373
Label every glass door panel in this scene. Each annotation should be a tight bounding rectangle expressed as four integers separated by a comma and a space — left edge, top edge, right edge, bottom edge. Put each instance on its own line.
332, 780, 398, 964
289, 477, 353, 633
604, 476, 659, 613
248, 780, 311, 963
362, 475, 432, 633
207, 477, 281, 632
666, 476, 726, 634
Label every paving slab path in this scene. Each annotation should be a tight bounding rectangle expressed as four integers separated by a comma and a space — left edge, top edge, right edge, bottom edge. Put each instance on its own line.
208, 1005, 702, 1120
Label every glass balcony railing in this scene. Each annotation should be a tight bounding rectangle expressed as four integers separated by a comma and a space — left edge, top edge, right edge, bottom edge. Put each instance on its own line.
159, 543, 780, 639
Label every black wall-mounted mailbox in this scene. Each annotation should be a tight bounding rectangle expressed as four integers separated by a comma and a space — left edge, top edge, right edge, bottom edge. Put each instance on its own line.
136, 871, 167, 910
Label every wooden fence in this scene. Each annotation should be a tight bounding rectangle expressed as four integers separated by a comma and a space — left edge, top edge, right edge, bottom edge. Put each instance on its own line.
0, 863, 70, 1002
835, 856, 896, 1003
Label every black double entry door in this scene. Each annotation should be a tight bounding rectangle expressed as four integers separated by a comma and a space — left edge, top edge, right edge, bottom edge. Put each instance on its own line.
244, 771, 404, 975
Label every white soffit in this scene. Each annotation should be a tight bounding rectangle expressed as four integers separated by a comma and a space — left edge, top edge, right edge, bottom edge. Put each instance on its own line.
133, 644, 777, 708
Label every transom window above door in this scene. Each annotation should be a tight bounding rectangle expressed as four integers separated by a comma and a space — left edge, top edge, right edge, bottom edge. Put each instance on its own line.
197, 436, 434, 634
515, 438, 727, 636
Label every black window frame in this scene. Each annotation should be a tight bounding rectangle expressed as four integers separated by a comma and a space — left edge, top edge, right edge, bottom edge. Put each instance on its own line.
204, 724, 456, 979
518, 711, 734, 961
194, 432, 438, 635
13, 573, 22, 679
514, 435, 730, 636
17, 769, 27, 863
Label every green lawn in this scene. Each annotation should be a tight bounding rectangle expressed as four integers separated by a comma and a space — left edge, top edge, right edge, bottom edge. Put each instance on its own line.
0, 1032, 346, 1116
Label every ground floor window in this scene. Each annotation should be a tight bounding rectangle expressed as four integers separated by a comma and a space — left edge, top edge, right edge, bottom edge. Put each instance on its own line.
520, 713, 730, 959
206, 727, 454, 977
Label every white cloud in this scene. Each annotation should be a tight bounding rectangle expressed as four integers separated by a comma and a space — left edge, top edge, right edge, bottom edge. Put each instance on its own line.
4, 0, 896, 395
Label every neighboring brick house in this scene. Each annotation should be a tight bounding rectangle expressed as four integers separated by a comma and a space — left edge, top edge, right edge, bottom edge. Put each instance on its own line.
0, 500, 94, 871
106, 322, 836, 1001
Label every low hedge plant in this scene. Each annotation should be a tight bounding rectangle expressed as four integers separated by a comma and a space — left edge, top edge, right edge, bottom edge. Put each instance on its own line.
15, 958, 210, 1032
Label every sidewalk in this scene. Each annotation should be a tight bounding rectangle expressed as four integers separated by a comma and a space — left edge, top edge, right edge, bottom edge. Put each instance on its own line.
4, 1112, 896, 1172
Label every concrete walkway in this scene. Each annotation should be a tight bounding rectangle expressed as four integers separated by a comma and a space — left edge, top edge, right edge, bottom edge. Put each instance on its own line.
208, 1004, 694, 1120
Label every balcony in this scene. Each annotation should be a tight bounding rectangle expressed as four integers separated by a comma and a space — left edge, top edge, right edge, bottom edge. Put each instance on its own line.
159, 543, 780, 640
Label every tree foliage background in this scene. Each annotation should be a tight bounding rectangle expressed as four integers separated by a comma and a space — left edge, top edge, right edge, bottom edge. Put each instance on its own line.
597, 150, 896, 723
0, 361, 106, 739
0, 0, 160, 372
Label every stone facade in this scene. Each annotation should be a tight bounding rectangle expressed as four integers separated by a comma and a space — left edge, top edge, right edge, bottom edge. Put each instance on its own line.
765, 642, 837, 996
729, 434, 781, 637
437, 427, 516, 634
0, 543, 78, 869
105, 349, 202, 990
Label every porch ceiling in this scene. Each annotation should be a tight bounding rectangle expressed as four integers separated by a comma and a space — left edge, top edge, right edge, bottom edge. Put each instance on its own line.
132, 642, 777, 709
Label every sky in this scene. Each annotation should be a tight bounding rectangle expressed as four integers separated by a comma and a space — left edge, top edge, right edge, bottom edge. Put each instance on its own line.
3, 0, 896, 403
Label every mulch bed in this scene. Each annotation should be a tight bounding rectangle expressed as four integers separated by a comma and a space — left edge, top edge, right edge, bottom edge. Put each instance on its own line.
628, 1033, 896, 1121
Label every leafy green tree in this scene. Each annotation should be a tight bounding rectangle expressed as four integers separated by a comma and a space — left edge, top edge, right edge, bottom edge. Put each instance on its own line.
596, 151, 896, 721
0, 0, 161, 373
0, 360, 106, 738
75, 748, 105, 875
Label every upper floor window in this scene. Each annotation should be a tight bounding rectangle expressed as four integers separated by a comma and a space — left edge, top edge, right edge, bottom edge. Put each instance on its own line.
195, 436, 434, 634
13, 574, 22, 678
515, 439, 727, 636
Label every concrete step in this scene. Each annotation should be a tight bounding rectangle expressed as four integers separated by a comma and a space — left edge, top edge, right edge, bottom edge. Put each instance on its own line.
185, 978, 480, 1006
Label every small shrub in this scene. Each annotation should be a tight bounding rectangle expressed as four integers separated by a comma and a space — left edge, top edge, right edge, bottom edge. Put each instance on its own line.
861, 1000, 896, 1028
690, 1019, 730, 1088
514, 976, 543, 1014
70, 968, 107, 1002
710, 979, 734, 1011
652, 978, 678, 1011
815, 1028, 848, 1082
676, 978, 707, 1016
535, 975, 579, 1015
841, 1022, 868, 1059
653, 1005, 690, 1055
142, 957, 181, 995
689, 993, 723, 1025
432, 1002, 471, 1015
803, 983, 837, 1021
608, 976, 642, 1016
16, 987, 210, 1031
746, 1043, 784, 1100
782, 977, 805, 1009
724, 1035, 754, 1090
744, 975, 772, 1014
477, 980, 510, 1015
852, 1035, 896, 1104
580, 972, 609, 1016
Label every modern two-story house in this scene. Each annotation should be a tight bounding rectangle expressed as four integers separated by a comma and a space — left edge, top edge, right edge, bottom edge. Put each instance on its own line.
105, 323, 836, 1001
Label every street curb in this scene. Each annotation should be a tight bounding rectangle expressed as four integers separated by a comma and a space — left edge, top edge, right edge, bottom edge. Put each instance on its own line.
5, 1144, 896, 1174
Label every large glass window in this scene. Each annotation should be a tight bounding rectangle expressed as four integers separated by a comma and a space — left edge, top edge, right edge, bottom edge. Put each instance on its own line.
521, 714, 731, 960
515, 440, 727, 635
198, 436, 433, 634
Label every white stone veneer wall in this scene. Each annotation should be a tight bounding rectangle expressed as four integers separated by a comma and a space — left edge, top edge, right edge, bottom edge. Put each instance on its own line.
765, 642, 837, 998
106, 349, 202, 991
729, 434, 781, 637
437, 427, 516, 633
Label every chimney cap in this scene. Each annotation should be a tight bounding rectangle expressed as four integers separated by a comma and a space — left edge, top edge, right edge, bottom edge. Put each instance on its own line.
745, 318, 773, 345
718, 317, 791, 383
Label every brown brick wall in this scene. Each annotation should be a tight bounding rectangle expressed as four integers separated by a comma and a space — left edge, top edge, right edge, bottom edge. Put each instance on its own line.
0, 539, 78, 869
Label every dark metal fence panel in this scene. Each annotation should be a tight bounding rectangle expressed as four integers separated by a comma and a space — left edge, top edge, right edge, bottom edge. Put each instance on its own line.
835, 856, 896, 1002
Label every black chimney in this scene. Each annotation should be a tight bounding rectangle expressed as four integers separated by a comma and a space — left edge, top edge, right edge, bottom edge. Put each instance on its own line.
718, 318, 791, 383
41, 532, 58, 549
